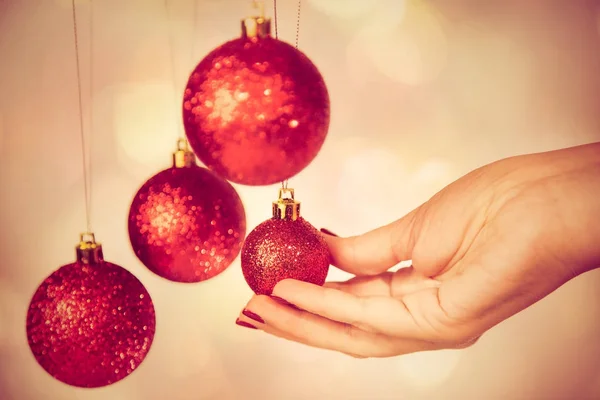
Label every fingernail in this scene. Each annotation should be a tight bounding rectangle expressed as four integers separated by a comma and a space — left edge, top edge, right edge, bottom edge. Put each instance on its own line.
236, 318, 258, 329
242, 309, 265, 324
270, 295, 302, 311
320, 228, 338, 237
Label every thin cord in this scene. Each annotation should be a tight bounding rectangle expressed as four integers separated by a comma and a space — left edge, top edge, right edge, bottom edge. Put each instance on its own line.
276, 0, 302, 190
189, 0, 198, 73
88, 0, 94, 231
72, 0, 92, 232
273, 0, 278, 39
295, 0, 301, 49
164, 0, 186, 141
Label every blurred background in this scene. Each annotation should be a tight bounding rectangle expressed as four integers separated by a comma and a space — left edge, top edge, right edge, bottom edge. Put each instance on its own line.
1, 0, 600, 399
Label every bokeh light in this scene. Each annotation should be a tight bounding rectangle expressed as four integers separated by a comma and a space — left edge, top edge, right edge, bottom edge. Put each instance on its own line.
395, 349, 462, 389
336, 139, 424, 230
271, 337, 330, 364
446, 25, 535, 136
306, 0, 380, 20
337, 145, 408, 229
410, 157, 457, 200
347, 0, 447, 86
336, 137, 458, 235
113, 82, 181, 171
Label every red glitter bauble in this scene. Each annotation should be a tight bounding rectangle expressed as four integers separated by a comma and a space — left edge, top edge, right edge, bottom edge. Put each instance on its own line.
182, 18, 330, 186
241, 189, 330, 294
128, 164, 246, 283
26, 259, 155, 388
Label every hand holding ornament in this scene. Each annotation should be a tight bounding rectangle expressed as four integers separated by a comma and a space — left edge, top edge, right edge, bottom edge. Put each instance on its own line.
236, 142, 600, 357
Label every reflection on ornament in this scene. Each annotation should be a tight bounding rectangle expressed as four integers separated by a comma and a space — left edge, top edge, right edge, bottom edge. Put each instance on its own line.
26, 233, 155, 388
183, 16, 330, 185
128, 139, 246, 283
241, 188, 330, 295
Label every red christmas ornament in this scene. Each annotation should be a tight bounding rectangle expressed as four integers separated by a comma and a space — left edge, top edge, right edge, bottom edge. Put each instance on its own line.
182, 16, 330, 186
128, 139, 246, 283
26, 233, 155, 388
241, 188, 330, 295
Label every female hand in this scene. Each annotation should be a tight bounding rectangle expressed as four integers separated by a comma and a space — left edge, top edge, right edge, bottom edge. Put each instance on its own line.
237, 142, 600, 358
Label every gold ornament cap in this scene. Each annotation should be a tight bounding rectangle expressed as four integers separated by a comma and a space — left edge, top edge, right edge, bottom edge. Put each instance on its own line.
241, 16, 271, 39
272, 188, 301, 221
76, 232, 104, 265
172, 138, 196, 168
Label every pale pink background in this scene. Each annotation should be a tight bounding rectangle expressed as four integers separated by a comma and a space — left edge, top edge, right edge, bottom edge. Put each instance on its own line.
1, 0, 600, 399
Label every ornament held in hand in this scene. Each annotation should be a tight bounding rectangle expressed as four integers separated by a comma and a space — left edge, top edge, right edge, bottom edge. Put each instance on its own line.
182, 16, 330, 186
26, 234, 155, 388
241, 188, 330, 295
128, 139, 246, 283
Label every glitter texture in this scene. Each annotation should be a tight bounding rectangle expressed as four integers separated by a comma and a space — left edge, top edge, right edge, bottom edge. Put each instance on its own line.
182, 35, 330, 186
128, 165, 246, 283
241, 217, 330, 295
26, 261, 156, 388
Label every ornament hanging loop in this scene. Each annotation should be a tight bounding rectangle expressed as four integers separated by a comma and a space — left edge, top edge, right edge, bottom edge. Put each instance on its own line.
242, 16, 271, 39
273, 187, 301, 221
76, 232, 104, 264
173, 138, 196, 168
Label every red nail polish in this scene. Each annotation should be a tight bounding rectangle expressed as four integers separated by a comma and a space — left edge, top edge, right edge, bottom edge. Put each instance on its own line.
270, 295, 302, 311
242, 309, 265, 324
320, 228, 338, 237
236, 318, 258, 329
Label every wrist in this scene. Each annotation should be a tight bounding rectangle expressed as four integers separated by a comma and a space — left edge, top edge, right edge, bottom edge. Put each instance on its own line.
545, 143, 600, 277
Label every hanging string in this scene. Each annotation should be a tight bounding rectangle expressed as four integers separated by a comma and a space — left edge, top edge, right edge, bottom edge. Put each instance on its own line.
274, 0, 302, 190
295, 0, 301, 49
165, 0, 198, 142
273, 0, 278, 38
189, 0, 198, 77
71, 0, 93, 233
88, 0, 94, 232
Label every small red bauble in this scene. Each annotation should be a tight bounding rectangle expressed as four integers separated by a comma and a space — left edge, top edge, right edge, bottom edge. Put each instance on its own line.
128, 140, 246, 283
26, 234, 155, 388
241, 188, 330, 295
182, 16, 330, 186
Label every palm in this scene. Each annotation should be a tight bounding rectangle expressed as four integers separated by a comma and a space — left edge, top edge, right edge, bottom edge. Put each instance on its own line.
336, 162, 575, 340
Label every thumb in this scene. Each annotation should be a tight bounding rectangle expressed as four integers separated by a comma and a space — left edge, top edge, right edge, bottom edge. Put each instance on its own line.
320, 207, 421, 276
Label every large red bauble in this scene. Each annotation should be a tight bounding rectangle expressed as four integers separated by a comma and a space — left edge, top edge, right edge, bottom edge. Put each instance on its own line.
26, 260, 155, 388
128, 164, 246, 283
182, 28, 330, 185
241, 217, 330, 295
